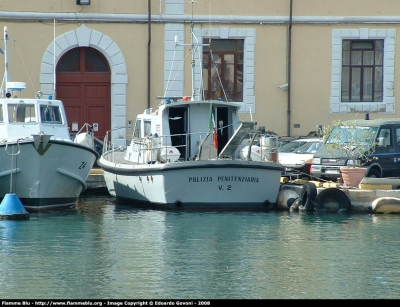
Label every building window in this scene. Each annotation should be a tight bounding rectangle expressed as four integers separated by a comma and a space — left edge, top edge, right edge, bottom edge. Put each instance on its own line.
165, 25, 255, 113
330, 28, 395, 114
341, 40, 383, 102
57, 47, 109, 73
202, 39, 244, 102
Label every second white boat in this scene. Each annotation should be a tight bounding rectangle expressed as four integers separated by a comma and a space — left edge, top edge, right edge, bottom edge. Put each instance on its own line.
98, 18, 284, 210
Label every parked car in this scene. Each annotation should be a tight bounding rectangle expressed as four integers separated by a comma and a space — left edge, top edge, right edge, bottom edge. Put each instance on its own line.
278, 137, 316, 153
279, 138, 322, 178
306, 130, 323, 137
311, 118, 400, 180
278, 136, 304, 148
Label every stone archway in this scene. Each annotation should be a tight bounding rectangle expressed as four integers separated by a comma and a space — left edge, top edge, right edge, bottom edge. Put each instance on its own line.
40, 24, 127, 148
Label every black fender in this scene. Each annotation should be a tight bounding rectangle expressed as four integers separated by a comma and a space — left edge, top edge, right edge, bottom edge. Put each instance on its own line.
298, 182, 317, 212
315, 188, 351, 213
290, 198, 300, 212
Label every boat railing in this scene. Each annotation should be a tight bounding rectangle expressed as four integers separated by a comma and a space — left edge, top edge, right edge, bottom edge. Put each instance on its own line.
133, 131, 213, 163
103, 127, 127, 158
74, 123, 94, 136
72, 123, 94, 141
102, 128, 230, 163
122, 132, 217, 163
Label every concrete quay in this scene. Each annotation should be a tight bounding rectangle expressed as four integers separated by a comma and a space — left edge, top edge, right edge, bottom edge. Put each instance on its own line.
85, 168, 107, 192
279, 181, 400, 213
84, 169, 400, 214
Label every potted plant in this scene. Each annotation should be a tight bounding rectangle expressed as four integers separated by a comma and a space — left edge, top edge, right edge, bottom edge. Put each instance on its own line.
320, 119, 378, 187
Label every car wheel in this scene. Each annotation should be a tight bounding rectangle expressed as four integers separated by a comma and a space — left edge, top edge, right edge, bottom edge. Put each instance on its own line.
367, 168, 380, 178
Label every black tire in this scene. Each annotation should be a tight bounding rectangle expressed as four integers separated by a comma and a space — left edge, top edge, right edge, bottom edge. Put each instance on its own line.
367, 168, 381, 178
315, 188, 351, 213
298, 182, 317, 212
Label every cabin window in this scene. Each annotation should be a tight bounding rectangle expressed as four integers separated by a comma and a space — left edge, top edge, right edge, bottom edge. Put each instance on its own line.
202, 39, 244, 102
378, 128, 391, 146
144, 120, 151, 137
133, 120, 141, 139
396, 128, 400, 146
40, 105, 62, 124
0, 104, 3, 123
341, 39, 383, 102
8, 103, 36, 123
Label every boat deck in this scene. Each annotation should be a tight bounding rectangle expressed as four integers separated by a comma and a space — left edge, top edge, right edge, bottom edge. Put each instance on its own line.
102, 150, 140, 165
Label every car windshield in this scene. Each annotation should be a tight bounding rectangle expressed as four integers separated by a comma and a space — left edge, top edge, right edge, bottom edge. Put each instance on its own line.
279, 141, 307, 153
295, 141, 322, 154
326, 126, 378, 145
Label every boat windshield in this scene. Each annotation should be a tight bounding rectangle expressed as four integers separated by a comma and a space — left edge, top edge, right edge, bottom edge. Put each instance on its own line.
40, 105, 63, 124
326, 126, 378, 145
8, 103, 36, 123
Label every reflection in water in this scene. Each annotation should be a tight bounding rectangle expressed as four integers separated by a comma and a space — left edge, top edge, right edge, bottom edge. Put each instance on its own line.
1, 194, 400, 299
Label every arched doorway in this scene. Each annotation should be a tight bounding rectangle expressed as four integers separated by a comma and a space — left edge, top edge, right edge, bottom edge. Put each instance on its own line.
56, 47, 111, 141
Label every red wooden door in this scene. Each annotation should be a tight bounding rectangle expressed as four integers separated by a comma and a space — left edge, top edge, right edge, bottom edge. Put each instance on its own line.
56, 47, 111, 141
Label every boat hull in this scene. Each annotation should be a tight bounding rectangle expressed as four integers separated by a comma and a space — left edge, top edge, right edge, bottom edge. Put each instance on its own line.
99, 152, 283, 210
0, 140, 98, 211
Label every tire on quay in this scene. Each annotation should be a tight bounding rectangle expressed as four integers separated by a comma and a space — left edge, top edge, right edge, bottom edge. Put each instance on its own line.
298, 182, 317, 213
314, 188, 351, 213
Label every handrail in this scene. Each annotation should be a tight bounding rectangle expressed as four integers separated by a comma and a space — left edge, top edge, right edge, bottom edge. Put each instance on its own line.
103, 127, 126, 155
102, 129, 214, 163
132, 133, 201, 163
101, 121, 248, 163
74, 123, 93, 135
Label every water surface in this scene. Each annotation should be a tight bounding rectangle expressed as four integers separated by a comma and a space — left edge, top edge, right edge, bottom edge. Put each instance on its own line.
1, 193, 399, 299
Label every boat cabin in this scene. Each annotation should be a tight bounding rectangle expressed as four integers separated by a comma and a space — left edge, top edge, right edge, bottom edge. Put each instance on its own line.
0, 96, 71, 140
126, 98, 246, 163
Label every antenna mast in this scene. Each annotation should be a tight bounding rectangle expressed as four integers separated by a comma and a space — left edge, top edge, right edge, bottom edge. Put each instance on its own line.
53, 19, 56, 99
175, 0, 209, 101
1, 26, 9, 97
189, 0, 209, 101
